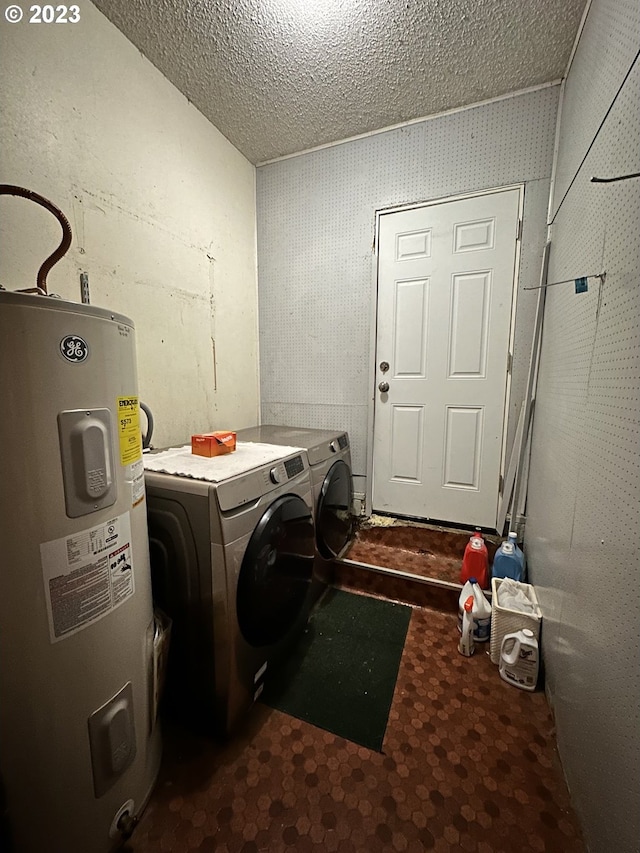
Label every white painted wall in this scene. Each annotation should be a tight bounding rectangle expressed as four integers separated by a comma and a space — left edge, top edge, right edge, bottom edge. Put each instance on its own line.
0, 1, 259, 447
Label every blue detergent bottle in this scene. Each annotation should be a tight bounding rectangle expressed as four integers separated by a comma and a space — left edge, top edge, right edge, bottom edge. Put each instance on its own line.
507, 531, 525, 577
491, 531, 525, 581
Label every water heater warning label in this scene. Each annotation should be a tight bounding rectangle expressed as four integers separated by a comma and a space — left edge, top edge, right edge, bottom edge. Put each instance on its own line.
40, 512, 135, 643
117, 396, 142, 466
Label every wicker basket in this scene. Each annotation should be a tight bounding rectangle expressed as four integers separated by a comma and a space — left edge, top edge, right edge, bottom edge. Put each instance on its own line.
490, 577, 542, 664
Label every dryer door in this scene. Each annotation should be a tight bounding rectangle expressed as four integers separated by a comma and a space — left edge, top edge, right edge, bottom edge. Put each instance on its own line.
237, 494, 314, 647
317, 459, 354, 559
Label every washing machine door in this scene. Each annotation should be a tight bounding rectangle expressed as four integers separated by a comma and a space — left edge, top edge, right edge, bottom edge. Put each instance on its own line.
147, 497, 217, 713
317, 459, 354, 559
237, 494, 315, 647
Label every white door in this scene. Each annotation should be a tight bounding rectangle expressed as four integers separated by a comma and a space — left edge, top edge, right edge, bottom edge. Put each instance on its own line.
372, 188, 521, 529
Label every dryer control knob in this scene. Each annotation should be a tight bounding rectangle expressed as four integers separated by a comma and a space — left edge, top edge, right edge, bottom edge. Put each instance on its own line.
269, 466, 282, 484
330, 441, 338, 453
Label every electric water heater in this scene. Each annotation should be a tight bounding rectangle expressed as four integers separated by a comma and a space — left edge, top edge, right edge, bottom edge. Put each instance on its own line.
0, 290, 161, 852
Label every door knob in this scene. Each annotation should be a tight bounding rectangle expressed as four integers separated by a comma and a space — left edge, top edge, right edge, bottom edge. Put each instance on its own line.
378, 381, 389, 393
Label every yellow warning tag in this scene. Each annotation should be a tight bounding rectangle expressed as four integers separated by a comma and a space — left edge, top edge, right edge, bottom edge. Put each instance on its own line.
117, 396, 142, 466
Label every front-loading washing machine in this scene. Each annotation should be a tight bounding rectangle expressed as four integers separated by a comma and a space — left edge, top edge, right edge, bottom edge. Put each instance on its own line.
236, 426, 354, 595
143, 443, 315, 735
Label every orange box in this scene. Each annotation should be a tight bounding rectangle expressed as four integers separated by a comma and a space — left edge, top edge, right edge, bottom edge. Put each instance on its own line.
191, 431, 237, 457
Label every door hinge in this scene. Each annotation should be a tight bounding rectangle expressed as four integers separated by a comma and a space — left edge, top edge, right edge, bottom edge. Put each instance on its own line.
507, 352, 513, 374
516, 218, 523, 241
499, 474, 504, 494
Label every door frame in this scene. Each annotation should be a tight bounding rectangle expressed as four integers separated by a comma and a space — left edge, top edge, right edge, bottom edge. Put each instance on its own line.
365, 183, 525, 528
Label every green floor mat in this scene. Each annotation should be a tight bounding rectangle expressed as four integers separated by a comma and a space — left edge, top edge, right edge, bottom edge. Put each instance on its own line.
261, 588, 412, 752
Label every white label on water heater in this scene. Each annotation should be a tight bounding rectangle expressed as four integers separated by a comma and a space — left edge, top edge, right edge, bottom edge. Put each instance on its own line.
126, 458, 146, 508
40, 511, 136, 643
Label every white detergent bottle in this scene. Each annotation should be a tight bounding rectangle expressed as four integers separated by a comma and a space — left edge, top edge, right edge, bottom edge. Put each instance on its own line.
471, 582, 491, 642
458, 595, 475, 657
457, 578, 491, 642
499, 628, 539, 691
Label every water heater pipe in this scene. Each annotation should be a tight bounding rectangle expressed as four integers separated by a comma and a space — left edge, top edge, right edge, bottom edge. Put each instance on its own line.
139, 401, 154, 450
0, 184, 73, 294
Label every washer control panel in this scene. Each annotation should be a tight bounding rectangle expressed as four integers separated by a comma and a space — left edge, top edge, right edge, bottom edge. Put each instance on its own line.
257, 454, 307, 494
284, 455, 304, 479
269, 467, 281, 484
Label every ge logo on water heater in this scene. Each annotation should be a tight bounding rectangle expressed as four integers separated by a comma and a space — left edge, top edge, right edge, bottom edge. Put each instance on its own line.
60, 335, 89, 363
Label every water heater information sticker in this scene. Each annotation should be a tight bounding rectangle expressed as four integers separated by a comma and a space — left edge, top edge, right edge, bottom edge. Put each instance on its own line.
127, 458, 146, 508
40, 511, 136, 643
117, 396, 142, 466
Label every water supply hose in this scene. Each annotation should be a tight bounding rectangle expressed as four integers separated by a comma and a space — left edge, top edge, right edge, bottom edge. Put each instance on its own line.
0, 184, 73, 294
140, 401, 154, 449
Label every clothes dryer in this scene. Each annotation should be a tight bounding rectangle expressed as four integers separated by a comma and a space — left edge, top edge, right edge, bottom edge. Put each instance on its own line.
236, 427, 354, 594
143, 444, 315, 735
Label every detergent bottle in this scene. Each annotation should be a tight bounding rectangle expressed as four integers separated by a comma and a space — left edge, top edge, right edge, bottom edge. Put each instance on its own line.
458, 595, 475, 657
460, 530, 489, 587
491, 531, 524, 582
457, 578, 492, 642
499, 628, 539, 691
508, 531, 526, 578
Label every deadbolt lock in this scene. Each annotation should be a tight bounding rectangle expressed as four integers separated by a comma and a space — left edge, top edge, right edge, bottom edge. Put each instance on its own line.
379, 361, 389, 373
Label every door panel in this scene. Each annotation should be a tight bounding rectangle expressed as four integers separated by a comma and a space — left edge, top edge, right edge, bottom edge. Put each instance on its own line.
454, 218, 495, 253
373, 189, 520, 528
397, 228, 432, 260
443, 406, 483, 489
394, 279, 429, 375
449, 272, 490, 377
391, 406, 424, 481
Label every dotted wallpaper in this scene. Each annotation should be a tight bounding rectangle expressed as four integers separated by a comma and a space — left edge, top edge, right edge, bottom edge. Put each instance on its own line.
526, 5, 640, 851
551, 0, 640, 219
256, 86, 560, 493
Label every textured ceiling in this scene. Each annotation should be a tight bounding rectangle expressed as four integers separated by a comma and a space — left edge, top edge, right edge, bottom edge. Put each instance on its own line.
93, 0, 586, 164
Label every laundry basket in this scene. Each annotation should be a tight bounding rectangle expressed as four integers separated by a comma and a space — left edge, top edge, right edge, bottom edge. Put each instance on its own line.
490, 577, 542, 664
